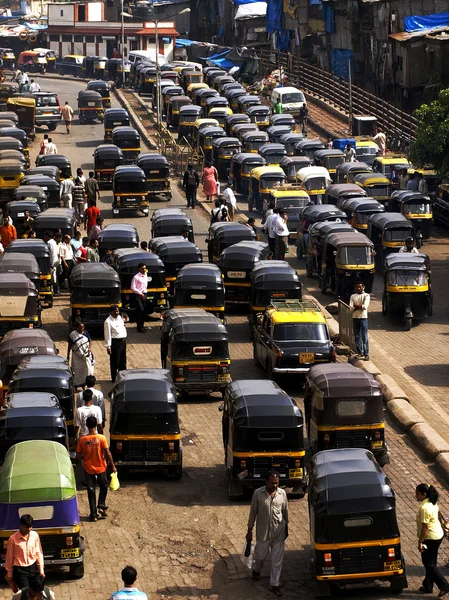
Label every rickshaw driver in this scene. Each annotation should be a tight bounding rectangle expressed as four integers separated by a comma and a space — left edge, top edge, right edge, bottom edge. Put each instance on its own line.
399, 236, 419, 253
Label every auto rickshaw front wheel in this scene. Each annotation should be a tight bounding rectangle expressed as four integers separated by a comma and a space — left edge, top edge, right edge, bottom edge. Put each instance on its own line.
69, 560, 84, 579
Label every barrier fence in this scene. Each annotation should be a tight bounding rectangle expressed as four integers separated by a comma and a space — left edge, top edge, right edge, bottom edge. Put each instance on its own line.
156, 123, 204, 175
338, 300, 356, 353
258, 49, 417, 150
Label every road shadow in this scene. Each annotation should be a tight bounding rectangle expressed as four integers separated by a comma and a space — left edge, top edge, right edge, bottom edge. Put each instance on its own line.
403, 364, 449, 388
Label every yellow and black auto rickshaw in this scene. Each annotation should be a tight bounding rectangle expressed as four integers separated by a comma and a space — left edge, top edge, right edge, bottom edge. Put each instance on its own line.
266, 186, 310, 241
199, 126, 225, 162
314, 149, 345, 183
340, 196, 385, 232
0, 127, 29, 168
212, 137, 242, 179
281, 156, 312, 184
354, 172, 392, 205
187, 82, 209, 100
162, 86, 184, 116
335, 161, 372, 185
296, 204, 347, 260
112, 165, 148, 216
167, 95, 192, 128
0, 48, 15, 70
308, 448, 406, 596
6, 97, 35, 139
325, 183, 367, 209
0, 159, 24, 202
221, 379, 307, 499
245, 105, 271, 130
389, 190, 433, 240
137, 153, 171, 202
248, 166, 286, 212
367, 212, 415, 269
229, 152, 265, 195
178, 105, 203, 142
193, 118, 219, 149
208, 106, 233, 129
93, 144, 124, 190
241, 130, 269, 154
150, 237, 203, 295
382, 252, 432, 330
35, 154, 72, 180
77, 90, 104, 123
173, 263, 225, 322
207, 222, 257, 264
225, 113, 250, 136
111, 126, 141, 164
258, 143, 287, 167
103, 108, 130, 143
17, 51, 47, 74
86, 80, 111, 108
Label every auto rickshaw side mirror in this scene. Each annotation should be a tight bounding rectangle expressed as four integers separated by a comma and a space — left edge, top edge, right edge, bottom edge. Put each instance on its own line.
218, 403, 224, 412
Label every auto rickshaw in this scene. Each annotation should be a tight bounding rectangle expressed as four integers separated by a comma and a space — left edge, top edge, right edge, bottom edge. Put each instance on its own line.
269, 112, 296, 127
294, 138, 325, 159
151, 208, 193, 241
103, 108, 130, 143
267, 125, 293, 145
258, 143, 287, 166
109, 369, 182, 477
133, 61, 153, 92
207, 222, 257, 264
178, 105, 203, 141
217, 241, 270, 306
0, 159, 24, 202
77, 90, 104, 123
160, 308, 211, 367
113, 248, 168, 316
206, 96, 230, 118
4, 198, 41, 233
199, 126, 225, 162
308, 448, 407, 596
0, 149, 25, 168
25, 165, 59, 181
208, 107, 233, 129
197, 88, 219, 109
81, 56, 100, 79
20, 175, 60, 208
182, 70, 204, 89
136, 153, 171, 202
248, 261, 301, 329
187, 82, 209, 100
336, 161, 373, 185
5, 239, 53, 307
139, 65, 157, 95
389, 190, 433, 240
248, 166, 286, 212
106, 58, 131, 88
325, 183, 367, 209
225, 113, 250, 136
280, 133, 306, 156
241, 130, 269, 154
296, 204, 347, 259
112, 127, 141, 164
166, 316, 230, 399
33, 48, 56, 72
0, 440, 84, 578
281, 156, 312, 183
163, 70, 181, 86
314, 149, 344, 183
98, 223, 138, 258
8, 357, 73, 432
0, 272, 40, 337
373, 155, 411, 180
93, 144, 124, 190
112, 165, 148, 216
222, 82, 242, 96
213, 75, 234, 92
229, 153, 265, 195
86, 80, 111, 108
0, 83, 18, 108
0, 329, 56, 392
382, 253, 432, 330
296, 166, 332, 204
6, 97, 35, 139
236, 95, 261, 114
341, 197, 385, 232
167, 95, 192, 128
193, 118, 219, 148
34, 208, 76, 239
17, 51, 47, 73
173, 263, 225, 321
212, 137, 242, 179
266, 187, 311, 241
0, 393, 67, 462
319, 231, 375, 300
231, 123, 258, 141
69, 263, 121, 329
35, 154, 72, 180
10, 188, 47, 213
205, 69, 226, 86
305, 221, 354, 279
162, 86, 184, 116
354, 138, 379, 164
367, 212, 415, 269
354, 172, 392, 204
150, 236, 203, 294
246, 105, 271, 130
0, 48, 15, 70
221, 379, 307, 499
0, 127, 29, 168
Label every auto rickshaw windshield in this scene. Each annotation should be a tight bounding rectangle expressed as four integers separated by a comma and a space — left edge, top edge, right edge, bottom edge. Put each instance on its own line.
304, 176, 326, 190
115, 180, 147, 193
327, 156, 345, 169
337, 246, 373, 265
273, 323, 328, 342
233, 426, 303, 453
356, 147, 377, 158
112, 410, 178, 434
402, 201, 431, 215
366, 184, 389, 197
387, 270, 427, 287
260, 175, 284, 188
384, 227, 411, 242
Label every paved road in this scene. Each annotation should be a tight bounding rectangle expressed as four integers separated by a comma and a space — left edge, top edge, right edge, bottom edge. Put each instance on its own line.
3, 75, 449, 600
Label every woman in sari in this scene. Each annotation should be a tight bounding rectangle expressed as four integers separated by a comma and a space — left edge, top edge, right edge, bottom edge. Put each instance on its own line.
201, 162, 218, 202
67, 322, 94, 387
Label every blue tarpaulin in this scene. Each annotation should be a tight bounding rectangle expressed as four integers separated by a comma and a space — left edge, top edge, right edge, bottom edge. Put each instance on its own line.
204, 49, 235, 69
234, 0, 262, 5
404, 12, 449, 32
322, 3, 334, 34
175, 38, 195, 47
330, 48, 353, 80
266, 0, 282, 33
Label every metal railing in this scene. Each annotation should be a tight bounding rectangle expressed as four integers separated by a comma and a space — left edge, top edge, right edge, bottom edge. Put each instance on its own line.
338, 300, 356, 353
258, 49, 418, 148
157, 124, 204, 175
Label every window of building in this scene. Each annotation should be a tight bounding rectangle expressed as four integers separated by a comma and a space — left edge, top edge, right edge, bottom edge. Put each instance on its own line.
49, 34, 59, 42
62, 34, 72, 42
74, 34, 83, 42
78, 5, 86, 22
96, 36, 103, 43
85, 35, 94, 42
60, 9, 63, 16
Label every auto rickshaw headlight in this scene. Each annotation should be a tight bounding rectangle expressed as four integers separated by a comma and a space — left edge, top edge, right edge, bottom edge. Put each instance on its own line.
65, 536, 73, 546
324, 553, 332, 566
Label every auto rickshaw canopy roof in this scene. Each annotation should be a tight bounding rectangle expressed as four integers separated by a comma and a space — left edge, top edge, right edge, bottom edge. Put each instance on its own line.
175, 263, 222, 288
212, 136, 241, 149
151, 237, 202, 260
309, 448, 395, 515
99, 223, 138, 244
225, 113, 250, 125
297, 166, 331, 182
0, 440, 76, 503
7, 391, 60, 409
231, 152, 265, 166
113, 248, 165, 272
113, 165, 146, 182
391, 190, 430, 203
218, 241, 269, 264
325, 231, 374, 249
295, 138, 325, 151
342, 197, 384, 212
0, 272, 36, 294
314, 149, 345, 160
94, 144, 124, 160
0, 139, 23, 152
0, 253, 40, 276
70, 263, 121, 287
241, 131, 269, 142
309, 221, 354, 238
111, 368, 177, 412
327, 183, 364, 197
384, 252, 430, 272
0, 329, 56, 360
250, 166, 285, 179
12, 185, 47, 201
376, 156, 409, 165
209, 222, 257, 244
354, 173, 391, 185
6, 97, 35, 108
302, 204, 346, 221
137, 153, 169, 168
170, 317, 228, 342
26, 165, 60, 180
194, 118, 219, 129
337, 162, 372, 175
369, 212, 412, 229
38, 154, 71, 168
307, 363, 381, 398
246, 105, 271, 116
0, 159, 24, 174
251, 260, 300, 286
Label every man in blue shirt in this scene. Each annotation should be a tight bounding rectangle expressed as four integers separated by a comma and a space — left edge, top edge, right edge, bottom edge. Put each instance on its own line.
110, 566, 148, 600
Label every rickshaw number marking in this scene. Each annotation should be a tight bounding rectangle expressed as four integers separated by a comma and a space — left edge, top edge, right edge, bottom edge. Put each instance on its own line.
371, 441, 383, 449
13, 346, 38, 354
289, 468, 303, 478
164, 453, 178, 461
300, 352, 314, 364
384, 560, 401, 570
61, 548, 80, 558
227, 271, 245, 279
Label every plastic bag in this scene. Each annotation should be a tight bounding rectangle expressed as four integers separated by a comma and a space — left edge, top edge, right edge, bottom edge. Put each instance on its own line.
109, 471, 120, 492
240, 540, 255, 569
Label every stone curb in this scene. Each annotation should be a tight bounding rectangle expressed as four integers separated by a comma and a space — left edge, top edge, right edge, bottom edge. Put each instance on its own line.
376, 373, 409, 403
387, 398, 426, 432
409, 423, 449, 460
113, 88, 158, 150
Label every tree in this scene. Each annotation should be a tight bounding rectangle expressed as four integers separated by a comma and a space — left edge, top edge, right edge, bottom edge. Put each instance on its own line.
410, 89, 449, 178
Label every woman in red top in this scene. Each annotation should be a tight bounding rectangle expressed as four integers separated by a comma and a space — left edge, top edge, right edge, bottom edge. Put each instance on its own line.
84, 202, 101, 234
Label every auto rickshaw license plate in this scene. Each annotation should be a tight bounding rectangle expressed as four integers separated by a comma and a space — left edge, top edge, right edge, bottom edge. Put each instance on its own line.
300, 353, 314, 364
289, 468, 303, 478
61, 548, 80, 558
371, 440, 383, 449
164, 453, 179, 461
384, 560, 401, 571
227, 271, 245, 279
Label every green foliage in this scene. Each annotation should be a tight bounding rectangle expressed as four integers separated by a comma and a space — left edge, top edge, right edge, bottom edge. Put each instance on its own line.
410, 89, 449, 177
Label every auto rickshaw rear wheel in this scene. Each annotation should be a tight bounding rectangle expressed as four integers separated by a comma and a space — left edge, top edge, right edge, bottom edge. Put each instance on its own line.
57, 69, 64, 76
47, 123, 57, 131
305, 259, 313, 278
390, 578, 405, 595
296, 242, 303, 260
69, 561, 84, 579
404, 316, 412, 331
320, 277, 327, 294
382, 292, 388, 316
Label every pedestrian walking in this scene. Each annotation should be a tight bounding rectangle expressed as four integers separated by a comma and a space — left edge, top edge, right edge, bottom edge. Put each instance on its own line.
273, 99, 283, 114
75, 236, 89, 263
76, 415, 116, 522
263, 208, 278, 256
407, 173, 419, 192
45, 138, 57, 154
38, 134, 48, 158
84, 201, 101, 234
246, 471, 288, 597
5, 514, 44, 592
44, 231, 61, 295
131, 263, 148, 333
104, 305, 128, 380
223, 182, 237, 221
85, 171, 100, 206
58, 234, 75, 288
12, 574, 55, 600
76, 375, 105, 426
29, 79, 40, 93
70, 230, 83, 254
76, 167, 86, 186
344, 143, 356, 163
246, 217, 257, 236
182, 163, 199, 208
349, 280, 370, 360
326, 135, 333, 149
201, 162, 218, 202
273, 208, 289, 260
140, 241, 149, 252
60, 177, 74, 209
418, 173, 429, 196
415, 483, 449, 597
86, 239, 100, 263
67, 322, 94, 388
61, 101, 74, 134
74, 389, 103, 438
109, 566, 148, 600
72, 177, 86, 226
299, 104, 308, 134
373, 126, 386, 155
398, 168, 408, 190
89, 216, 103, 242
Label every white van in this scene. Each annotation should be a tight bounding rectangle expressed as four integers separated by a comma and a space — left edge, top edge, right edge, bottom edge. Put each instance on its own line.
271, 86, 306, 116
128, 50, 166, 66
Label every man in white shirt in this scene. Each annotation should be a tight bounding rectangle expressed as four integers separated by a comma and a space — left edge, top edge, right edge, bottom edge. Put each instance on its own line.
74, 389, 103, 438
417, 173, 428, 196
45, 137, 57, 155
223, 183, 237, 221
344, 143, 356, 162
373, 126, 386, 156
44, 231, 61, 296
399, 236, 419, 253
130, 263, 148, 333
263, 208, 278, 256
76, 375, 105, 425
104, 305, 128, 380
273, 208, 290, 260
29, 79, 40, 93
349, 281, 370, 360
60, 177, 74, 209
